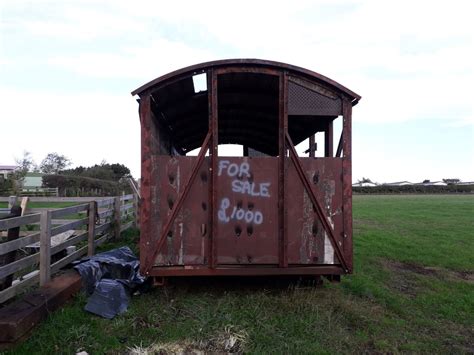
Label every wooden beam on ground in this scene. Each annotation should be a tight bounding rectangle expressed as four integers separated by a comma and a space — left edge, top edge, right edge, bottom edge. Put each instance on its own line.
0, 270, 82, 346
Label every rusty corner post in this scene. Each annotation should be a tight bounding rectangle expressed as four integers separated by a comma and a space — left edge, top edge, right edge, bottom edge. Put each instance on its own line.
87, 201, 96, 256
39, 210, 52, 286
342, 98, 353, 272
278, 72, 288, 267
208, 69, 218, 268
0, 205, 22, 291
114, 196, 121, 240
138, 94, 152, 274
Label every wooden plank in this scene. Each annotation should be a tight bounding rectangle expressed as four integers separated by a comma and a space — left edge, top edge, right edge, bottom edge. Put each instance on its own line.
50, 219, 80, 225
20, 197, 28, 216
39, 210, 52, 286
50, 231, 87, 256
133, 193, 139, 228
128, 178, 141, 199
97, 198, 115, 207
50, 203, 89, 218
50, 246, 87, 274
120, 203, 134, 212
0, 197, 93, 203
0, 271, 38, 304
87, 202, 95, 256
94, 222, 111, 235
120, 194, 134, 202
0, 271, 81, 342
0, 206, 21, 290
120, 221, 133, 232
50, 217, 88, 237
0, 214, 40, 230
98, 210, 113, 219
94, 233, 110, 247
114, 196, 121, 239
0, 253, 39, 279
0, 232, 40, 256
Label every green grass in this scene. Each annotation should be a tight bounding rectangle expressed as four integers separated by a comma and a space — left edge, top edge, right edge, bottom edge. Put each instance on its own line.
5, 195, 474, 354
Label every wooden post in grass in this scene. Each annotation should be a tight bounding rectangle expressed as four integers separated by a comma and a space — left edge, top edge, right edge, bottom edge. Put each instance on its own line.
87, 201, 96, 256
114, 196, 121, 240
39, 210, 52, 286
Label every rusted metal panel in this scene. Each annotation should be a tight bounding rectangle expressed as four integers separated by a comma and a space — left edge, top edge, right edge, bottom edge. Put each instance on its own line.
215, 157, 279, 264
286, 158, 344, 265
153, 156, 210, 266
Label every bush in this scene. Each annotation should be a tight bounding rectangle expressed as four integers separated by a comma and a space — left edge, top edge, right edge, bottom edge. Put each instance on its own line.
353, 184, 474, 194
42, 174, 131, 197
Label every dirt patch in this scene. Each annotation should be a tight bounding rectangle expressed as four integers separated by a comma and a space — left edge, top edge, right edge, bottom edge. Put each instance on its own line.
384, 260, 474, 292
127, 326, 248, 355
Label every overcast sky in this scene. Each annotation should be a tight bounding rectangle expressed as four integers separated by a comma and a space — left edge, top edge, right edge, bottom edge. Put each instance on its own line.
1, 0, 472, 183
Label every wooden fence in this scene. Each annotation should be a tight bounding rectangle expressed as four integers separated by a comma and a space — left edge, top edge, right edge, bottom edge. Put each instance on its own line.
0, 194, 138, 304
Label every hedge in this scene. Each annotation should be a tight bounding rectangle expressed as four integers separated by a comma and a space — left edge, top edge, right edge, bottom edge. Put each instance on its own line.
42, 174, 131, 197
353, 184, 474, 194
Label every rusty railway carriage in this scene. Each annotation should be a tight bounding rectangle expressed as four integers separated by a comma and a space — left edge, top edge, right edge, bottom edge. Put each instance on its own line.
132, 59, 360, 281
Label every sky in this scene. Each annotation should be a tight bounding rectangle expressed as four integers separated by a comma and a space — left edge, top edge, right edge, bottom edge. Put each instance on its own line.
0, 0, 473, 183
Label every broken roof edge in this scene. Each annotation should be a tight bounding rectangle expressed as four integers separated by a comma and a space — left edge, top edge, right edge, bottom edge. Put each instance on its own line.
131, 58, 361, 102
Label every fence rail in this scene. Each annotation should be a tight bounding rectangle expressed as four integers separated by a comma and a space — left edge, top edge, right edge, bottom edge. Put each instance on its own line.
0, 194, 137, 304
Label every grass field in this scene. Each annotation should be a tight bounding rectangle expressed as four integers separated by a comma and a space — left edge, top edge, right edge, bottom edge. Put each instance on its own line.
5, 195, 474, 354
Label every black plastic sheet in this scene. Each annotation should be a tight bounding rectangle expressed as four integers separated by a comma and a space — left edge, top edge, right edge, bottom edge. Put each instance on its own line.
73, 246, 146, 319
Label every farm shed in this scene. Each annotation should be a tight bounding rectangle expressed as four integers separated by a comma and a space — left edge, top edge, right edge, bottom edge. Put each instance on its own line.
132, 59, 360, 280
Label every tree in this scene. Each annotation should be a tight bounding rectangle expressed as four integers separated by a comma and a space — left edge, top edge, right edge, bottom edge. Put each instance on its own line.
15, 151, 37, 174
358, 177, 373, 184
13, 151, 37, 187
422, 179, 430, 184
40, 153, 71, 174
62, 162, 131, 181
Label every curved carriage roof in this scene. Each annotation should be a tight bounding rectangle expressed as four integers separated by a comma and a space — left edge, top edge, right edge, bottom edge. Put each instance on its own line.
132, 59, 360, 156
132, 59, 360, 101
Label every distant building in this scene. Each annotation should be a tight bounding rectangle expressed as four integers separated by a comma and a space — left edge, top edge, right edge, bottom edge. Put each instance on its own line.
0, 165, 18, 179
352, 182, 377, 187
425, 181, 447, 186
382, 181, 413, 186
23, 172, 44, 188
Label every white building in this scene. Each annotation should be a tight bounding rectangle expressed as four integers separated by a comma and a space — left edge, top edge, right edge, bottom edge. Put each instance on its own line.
0, 165, 18, 179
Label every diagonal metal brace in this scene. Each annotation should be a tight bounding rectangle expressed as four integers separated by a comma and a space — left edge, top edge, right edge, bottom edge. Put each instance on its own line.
285, 132, 349, 273
144, 132, 211, 274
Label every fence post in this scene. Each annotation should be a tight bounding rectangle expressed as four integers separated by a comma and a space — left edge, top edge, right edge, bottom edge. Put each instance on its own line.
88, 201, 96, 256
114, 196, 121, 240
8, 196, 17, 209
39, 210, 52, 286
128, 178, 140, 229
133, 193, 139, 229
